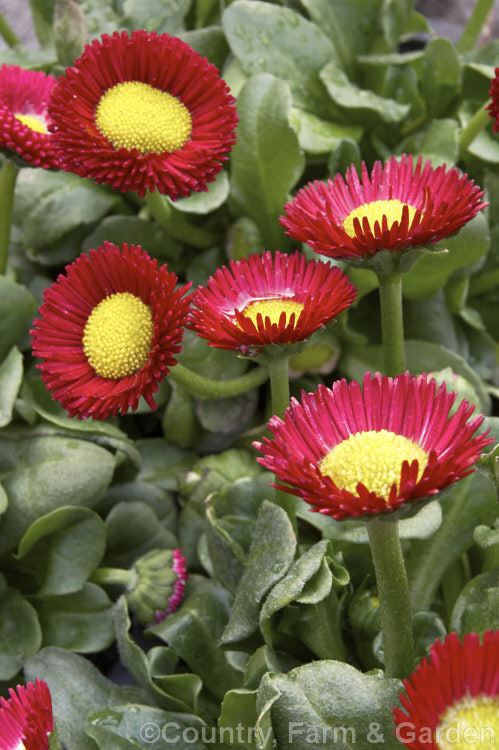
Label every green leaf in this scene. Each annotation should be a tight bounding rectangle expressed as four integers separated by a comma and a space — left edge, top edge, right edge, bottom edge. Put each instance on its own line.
104, 501, 178, 569
24, 647, 146, 750
16, 506, 106, 595
221, 501, 296, 649
473, 524, 499, 572
14, 169, 120, 252
421, 38, 461, 118
162, 382, 199, 449
178, 26, 230, 69
417, 118, 459, 166
0, 589, 41, 679
114, 597, 201, 714
0, 347, 23, 427
122, 0, 190, 34
0, 277, 36, 362
289, 108, 362, 155
300, 0, 385, 75
33, 583, 114, 652
223, 0, 336, 115
229, 72, 304, 250
82, 215, 179, 260
151, 575, 242, 701
450, 569, 499, 637
259, 540, 336, 644
320, 61, 410, 124
218, 689, 258, 750
170, 171, 229, 214
86, 705, 209, 750
0, 434, 114, 552
408, 472, 498, 612
257, 662, 402, 750
402, 212, 490, 300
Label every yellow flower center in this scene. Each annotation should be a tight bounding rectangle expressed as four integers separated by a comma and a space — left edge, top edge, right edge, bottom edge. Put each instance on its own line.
319, 429, 428, 499
82, 292, 154, 379
241, 299, 304, 327
15, 113, 48, 134
436, 694, 499, 749
342, 199, 417, 237
95, 81, 192, 154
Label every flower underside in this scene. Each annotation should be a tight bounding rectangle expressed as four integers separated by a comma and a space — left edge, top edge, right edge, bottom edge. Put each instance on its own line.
241, 298, 304, 327
14, 113, 47, 134
342, 199, 417, 237
437, 694, 499, 750
82, 292, 153, 379
95, 80, 192, 154
319, 429, 428, 499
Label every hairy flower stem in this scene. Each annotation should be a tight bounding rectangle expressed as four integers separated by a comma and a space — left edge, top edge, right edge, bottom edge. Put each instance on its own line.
377, 271, 406, 377
0, 161, 19, 275
90, 567, 133, 587
169, 362, 268, 399
266, 353, 297, 534
371, 267, 415, 678
458, 102, 492, 158
366, 518, 416, 678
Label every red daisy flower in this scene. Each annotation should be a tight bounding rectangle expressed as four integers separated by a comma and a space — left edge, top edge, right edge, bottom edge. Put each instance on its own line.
280, 155, 486, 260
31, 241, 191, 420
394, 630, 499, 749
0, 679, 53, 750
487, 67, 499, 133
187, 251, 357, 354
255, 372, 492, 520
0, 64, 59, 169
48, 30, 238, 199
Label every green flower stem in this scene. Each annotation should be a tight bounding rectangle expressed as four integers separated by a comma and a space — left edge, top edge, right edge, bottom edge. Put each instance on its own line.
0, 161, 19, 275
90, 567, 133, 587
366, 517, 416, 679
458, 102, 492, 158
0, 11, 21, 47
377, 271, 406, 376
457, 0, 495, 53
266, 352, 297, 534
145, 189, 217, 248
169, 361, 268, 399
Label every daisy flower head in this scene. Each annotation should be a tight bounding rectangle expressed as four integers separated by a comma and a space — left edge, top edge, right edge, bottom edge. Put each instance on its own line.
187, 250, 357, 355
0, 679, 53, 750
0, 64, 59, 169
487, 67, 499, 133
127, 548, 188, 626
255, 371, 492, 520
394, 630, 499, 749
31, 241, 191, 420
48, 30, 238, 199
280, 155, 486, 261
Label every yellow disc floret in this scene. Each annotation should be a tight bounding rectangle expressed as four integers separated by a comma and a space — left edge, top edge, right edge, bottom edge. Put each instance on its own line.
242, 298, 304, 327
15, 113, 48, 134
83, 292, 154, 379
436, 694, 499, 749
343, 199, 417, 237
319, 429, 428, 499
95, 81, 192, 154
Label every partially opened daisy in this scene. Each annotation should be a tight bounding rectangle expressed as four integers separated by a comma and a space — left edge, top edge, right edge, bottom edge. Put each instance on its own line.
0, 679, 53, 750
48, 29, 238, 199
280, 155, 486, 260
255, 371, 492, 520
487, 67, 499, 133
31, 241, 191, 419
187, 251, 356, 355
0, 64, 59, 169
394, 630, 499, 749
